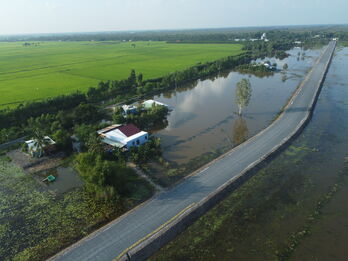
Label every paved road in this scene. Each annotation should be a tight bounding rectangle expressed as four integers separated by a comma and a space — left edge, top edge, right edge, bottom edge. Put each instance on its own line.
53, 41, 336, 261
0, 136, 27, 150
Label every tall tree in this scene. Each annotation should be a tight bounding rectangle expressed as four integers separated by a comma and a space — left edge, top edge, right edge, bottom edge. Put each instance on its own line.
235, 78, 252, 115
137, 73, 143, 85
128, 69, 137, 86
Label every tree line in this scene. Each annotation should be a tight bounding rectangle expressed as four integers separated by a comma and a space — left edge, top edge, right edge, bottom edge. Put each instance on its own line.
1, 35, 305, 145
2, 25, 347, 42
113, 104, 170, 131
0, 52, 251, 144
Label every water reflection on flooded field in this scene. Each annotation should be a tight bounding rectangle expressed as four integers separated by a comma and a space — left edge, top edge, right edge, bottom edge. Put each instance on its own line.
152, 47, 323, 165
150, 45, 348, 261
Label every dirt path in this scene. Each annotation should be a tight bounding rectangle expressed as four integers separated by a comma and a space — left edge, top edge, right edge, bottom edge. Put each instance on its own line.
127, 162, 164, 192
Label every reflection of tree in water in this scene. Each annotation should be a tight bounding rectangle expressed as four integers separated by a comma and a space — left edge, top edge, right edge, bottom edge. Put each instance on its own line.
151, 119, 169, 133
232, 116, 249, 146
163, 91, 173, 99
163, 80, 199, 99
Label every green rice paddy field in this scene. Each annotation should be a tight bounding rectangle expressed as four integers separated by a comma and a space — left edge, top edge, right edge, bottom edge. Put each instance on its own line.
0, 41, 243, 107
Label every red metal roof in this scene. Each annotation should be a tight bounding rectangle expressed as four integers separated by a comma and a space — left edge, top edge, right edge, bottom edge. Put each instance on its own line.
117, 124, 141, 137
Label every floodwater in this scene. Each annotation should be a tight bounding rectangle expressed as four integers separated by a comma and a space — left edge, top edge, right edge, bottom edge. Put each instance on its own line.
150, 45, 348, 261
44, 166, 83, 194
288, 45, 348, 260
152, 47, 324, 165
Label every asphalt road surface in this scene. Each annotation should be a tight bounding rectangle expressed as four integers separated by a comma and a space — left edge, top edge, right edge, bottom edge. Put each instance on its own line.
53, 41, 336, 261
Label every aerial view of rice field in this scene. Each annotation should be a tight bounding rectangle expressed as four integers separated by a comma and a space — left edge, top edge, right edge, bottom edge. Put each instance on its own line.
1, 1, 347, 260
0, 41, 243, 107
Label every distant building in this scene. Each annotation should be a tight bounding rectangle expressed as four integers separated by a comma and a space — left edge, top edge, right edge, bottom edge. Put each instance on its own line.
121, 104, 138, 116
261, 33, 267, 41
25, 136, 56, 158
263, 61, 276, 71
98, 124, 148, 149
142, 99, 168, 110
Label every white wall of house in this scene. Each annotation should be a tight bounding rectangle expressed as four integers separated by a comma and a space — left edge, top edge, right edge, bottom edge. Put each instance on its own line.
125, 132, 149, 149
98, 124, 149, 150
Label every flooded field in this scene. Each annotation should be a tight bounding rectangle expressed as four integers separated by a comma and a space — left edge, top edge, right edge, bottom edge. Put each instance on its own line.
0, 156, 152, 260
152, 47, 324, 165
150, 46, 348, 260
42, 166, 83, 195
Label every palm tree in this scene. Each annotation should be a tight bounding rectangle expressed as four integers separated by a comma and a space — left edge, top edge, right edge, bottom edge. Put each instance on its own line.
28, 118, 48, 157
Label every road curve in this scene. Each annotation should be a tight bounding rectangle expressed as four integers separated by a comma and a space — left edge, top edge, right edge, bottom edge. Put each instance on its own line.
52, 41, 336, 261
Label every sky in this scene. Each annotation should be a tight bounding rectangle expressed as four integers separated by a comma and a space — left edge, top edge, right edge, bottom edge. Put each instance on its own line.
0, 0, 347, 35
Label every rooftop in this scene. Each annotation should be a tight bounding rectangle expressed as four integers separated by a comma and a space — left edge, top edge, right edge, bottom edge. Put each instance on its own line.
98, 123, 148, 148
117, 124, 141, 137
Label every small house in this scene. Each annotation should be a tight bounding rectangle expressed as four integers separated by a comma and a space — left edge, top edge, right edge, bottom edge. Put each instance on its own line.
98, 124, 149, 150
25, 136, 56, 158
142, 99, 168, 110
263, 61, 276, 71
121, 104, 138, 116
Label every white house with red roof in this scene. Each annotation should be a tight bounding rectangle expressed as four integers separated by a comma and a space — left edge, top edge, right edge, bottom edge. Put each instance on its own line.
97, 124, 149, 149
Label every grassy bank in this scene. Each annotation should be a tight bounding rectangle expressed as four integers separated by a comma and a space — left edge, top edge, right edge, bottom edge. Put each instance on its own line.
0, 41, 243, 107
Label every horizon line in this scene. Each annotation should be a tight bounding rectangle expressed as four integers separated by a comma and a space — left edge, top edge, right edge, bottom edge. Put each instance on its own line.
1, 23, 346, 38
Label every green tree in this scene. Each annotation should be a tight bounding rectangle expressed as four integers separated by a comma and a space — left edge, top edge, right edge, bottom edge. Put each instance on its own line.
75, 152, 135, 200
52, 129, 71, 151
72, 103, 102, 125
85, 133, 104, 154
235, 79, 252, 115
137, 73, 143, 85
144, 82, 154, 92
27, 117, 50, 156
112, 108, 126, 124
129, 137, 162, 165
128, 69, 137, 86
74, 124, 95, 144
